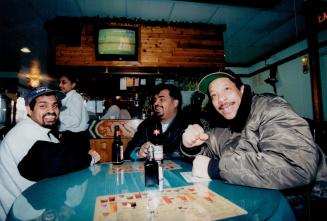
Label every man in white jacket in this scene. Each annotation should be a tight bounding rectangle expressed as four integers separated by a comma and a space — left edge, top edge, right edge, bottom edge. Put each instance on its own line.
0, 87, 100, 220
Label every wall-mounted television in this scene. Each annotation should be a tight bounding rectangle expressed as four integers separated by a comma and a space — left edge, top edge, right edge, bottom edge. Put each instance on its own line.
95, 26, 139, 61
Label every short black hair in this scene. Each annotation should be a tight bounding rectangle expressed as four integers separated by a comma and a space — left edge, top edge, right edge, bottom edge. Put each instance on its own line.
152, 84, 182, 111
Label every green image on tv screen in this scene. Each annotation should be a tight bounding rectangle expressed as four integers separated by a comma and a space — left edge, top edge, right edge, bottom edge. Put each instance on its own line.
98, 28, 136, 55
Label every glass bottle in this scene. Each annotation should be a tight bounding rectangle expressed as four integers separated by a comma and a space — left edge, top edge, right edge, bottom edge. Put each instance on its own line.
152, 121, 164, 190
112, 125, 124, 165
141, 108, 147, 120
144, 145, 159, 186
133, 93, 142, 119
152, 122, 163, 162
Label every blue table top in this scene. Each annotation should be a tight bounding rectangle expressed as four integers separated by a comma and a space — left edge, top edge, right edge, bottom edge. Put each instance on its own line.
7, 160, 295, 221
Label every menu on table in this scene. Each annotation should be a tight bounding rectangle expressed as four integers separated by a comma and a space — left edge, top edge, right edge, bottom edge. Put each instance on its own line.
93, 184, 247, 221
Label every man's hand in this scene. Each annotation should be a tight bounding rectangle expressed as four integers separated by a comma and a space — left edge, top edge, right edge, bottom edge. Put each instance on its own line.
88, 149, 101, 164
182, 124, 209, 148
192, 155, 211, 179
137, 141, 152, 158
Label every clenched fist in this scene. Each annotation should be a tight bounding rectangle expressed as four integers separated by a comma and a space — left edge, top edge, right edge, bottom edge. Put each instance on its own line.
182, 124, 209, 148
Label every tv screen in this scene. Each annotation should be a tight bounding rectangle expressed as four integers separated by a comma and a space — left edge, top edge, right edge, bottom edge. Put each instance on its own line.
95, 26, 138, 61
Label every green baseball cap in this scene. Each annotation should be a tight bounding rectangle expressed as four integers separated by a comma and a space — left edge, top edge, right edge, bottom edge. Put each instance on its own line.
198, 71, 237, 94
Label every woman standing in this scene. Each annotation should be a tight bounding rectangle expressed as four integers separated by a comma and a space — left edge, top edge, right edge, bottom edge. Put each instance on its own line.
58, 74, 90, 154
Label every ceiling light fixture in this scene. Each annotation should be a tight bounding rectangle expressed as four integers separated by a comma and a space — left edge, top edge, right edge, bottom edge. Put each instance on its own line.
29, 78, 40, 88
20, 47, 31, 53
27, 59, 41, 88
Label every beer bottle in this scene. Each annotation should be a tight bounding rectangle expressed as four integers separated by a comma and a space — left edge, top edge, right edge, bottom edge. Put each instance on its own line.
144, 145, 159, 186
112, 125, 124, 165
152, 122, 163, 162
152, 121, 164, 190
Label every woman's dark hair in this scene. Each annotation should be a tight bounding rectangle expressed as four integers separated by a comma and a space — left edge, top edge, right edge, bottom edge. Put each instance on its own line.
59, 73, 78, 84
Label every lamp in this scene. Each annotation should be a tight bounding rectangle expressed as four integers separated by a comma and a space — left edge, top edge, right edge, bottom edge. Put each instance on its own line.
28, 59, 41, 88
302, 56, 309, 74
20, 47, 31, 53
29, 78, 40, 88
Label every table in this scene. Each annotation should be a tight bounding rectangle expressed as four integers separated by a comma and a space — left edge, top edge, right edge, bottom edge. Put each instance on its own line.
7, 160, 295, 221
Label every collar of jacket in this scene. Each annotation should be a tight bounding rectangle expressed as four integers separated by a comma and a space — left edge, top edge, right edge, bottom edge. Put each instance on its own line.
156, 112, 185, 132
226, 84, 253, 132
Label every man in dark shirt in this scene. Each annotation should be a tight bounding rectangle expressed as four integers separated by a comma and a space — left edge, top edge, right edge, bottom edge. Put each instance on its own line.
125, 84, 187, 160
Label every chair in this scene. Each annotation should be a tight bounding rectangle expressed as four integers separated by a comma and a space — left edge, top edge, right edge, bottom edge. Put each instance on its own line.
307, 120, 327, 221
313, 121, 327, 155
281, 184, 313, 221
303, 118, 327, 154
281, 118, 327, 221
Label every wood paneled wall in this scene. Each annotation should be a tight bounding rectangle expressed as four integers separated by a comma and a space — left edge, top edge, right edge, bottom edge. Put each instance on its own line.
52, 20, 225, 70
140, 26, 224, 68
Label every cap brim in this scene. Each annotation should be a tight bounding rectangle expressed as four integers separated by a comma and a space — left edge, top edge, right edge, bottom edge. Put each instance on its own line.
198, 72, 235, 94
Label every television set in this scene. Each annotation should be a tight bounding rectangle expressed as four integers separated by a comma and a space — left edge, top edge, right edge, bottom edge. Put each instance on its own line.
95, 26, 139, 61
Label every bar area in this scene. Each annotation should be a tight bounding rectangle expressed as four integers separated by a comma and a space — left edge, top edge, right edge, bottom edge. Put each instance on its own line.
1, 1, 327, 221
47, 16, 225, 117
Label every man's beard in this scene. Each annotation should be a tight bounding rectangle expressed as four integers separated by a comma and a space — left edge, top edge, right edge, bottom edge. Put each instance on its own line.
42, 113, 59, 130
42, 121, 59, 130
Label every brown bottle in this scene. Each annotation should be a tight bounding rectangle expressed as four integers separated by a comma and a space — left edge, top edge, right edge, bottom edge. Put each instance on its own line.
152, 121, 164, 190
152, 121, 163, 162
144, 145, 159, 186
112, 125, 124, 165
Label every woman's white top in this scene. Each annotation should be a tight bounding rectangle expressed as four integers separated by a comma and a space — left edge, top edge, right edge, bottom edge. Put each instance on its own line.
59, 90, 89, 132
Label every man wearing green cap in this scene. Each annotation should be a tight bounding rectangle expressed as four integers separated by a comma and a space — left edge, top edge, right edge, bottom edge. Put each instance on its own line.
180, 70, 326, 193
